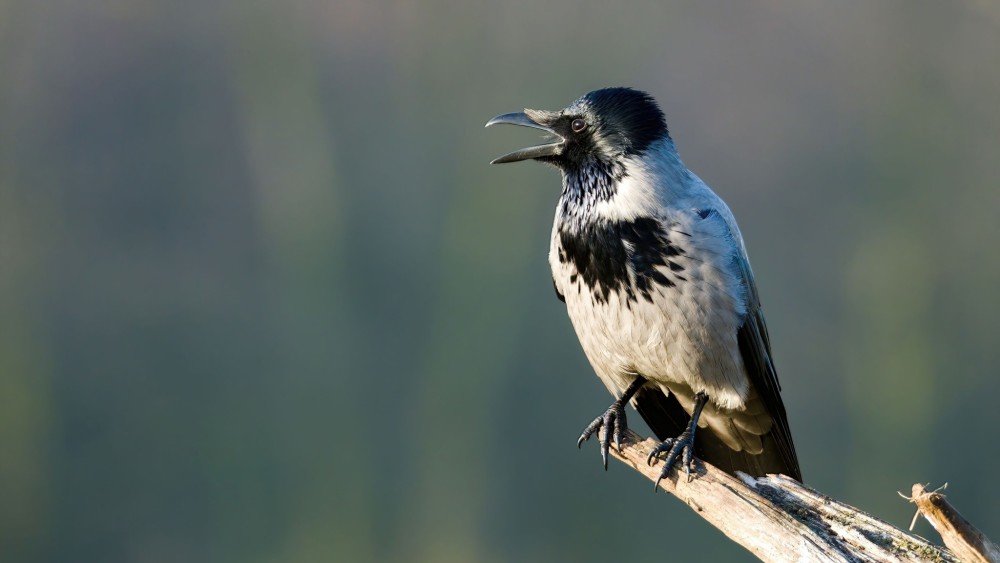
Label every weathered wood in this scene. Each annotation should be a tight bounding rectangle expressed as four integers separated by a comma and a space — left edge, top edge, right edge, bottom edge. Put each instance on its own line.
909, 484, 1000, 563
608, 430, 957, 562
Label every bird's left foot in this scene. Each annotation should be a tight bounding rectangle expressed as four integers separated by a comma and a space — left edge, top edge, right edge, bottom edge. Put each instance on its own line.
646, 428, 697, 488
646, 391, 709, 489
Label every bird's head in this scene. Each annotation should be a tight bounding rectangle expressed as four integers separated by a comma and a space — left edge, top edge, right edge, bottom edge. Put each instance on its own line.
486, 87, 669, 171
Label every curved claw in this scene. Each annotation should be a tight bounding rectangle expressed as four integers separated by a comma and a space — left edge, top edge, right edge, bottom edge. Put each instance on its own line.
577, 416, 603, 449
577, 401, 628, 470
646, 438, 674, 466
649, 430, 695, 491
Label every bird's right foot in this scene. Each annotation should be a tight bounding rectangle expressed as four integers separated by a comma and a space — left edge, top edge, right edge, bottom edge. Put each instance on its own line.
577, 399, 629, 470
577, 376, 647, 470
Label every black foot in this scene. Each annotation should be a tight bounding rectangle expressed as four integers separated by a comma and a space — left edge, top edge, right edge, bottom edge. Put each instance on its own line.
577, 400, 628, 470
646, 428, 696, 488
577, 377, 646, 470
645, 391, 709, 489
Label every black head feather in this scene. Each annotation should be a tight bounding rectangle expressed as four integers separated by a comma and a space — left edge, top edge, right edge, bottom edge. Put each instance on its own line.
488, 88, 672, 211
526, 87, 670, 171
576, 87, 669, 156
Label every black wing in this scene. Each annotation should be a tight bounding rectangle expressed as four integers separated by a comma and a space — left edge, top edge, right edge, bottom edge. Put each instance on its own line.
634, 219, 801, 480
734, 244, 801, 480
733, 304, 801, 481
633, 307, 801, 481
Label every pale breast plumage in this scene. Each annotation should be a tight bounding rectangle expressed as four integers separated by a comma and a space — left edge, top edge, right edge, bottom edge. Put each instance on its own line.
550, 178, 776, 455
551, 204, 745, 397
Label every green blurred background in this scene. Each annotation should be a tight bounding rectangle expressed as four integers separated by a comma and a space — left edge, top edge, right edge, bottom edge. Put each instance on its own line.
2, 1, 999, 561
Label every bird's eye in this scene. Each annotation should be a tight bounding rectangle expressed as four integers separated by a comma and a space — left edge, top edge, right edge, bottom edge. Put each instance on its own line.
571, 118, 587, 133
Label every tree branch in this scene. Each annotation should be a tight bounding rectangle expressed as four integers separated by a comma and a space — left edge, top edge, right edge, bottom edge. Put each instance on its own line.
909, 483, 999, 563
608, 430, 963, 562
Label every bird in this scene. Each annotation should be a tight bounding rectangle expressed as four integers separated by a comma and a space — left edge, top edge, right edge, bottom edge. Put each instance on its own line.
486, 87, 801, 485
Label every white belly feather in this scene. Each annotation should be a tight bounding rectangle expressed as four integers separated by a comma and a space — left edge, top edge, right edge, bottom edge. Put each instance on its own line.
550, 206, 750, 411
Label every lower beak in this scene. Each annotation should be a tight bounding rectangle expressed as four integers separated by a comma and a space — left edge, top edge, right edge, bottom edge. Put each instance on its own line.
485, 111, 564, 164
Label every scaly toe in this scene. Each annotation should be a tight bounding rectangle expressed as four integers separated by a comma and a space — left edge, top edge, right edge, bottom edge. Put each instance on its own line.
646, 438, 674, 466
577, 415, 604, 449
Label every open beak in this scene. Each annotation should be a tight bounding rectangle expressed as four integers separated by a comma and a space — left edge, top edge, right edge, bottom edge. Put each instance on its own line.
485, 110, 564, 164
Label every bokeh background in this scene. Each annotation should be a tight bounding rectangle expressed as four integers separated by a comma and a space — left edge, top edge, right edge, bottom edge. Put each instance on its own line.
2, 1, 999, 561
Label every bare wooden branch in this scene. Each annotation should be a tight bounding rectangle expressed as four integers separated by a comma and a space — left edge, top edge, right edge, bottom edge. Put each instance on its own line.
608, 430, 957, 562
909, 484, 1000, 563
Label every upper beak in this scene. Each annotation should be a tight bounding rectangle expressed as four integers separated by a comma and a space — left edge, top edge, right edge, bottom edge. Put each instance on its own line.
485, 110, 563, 164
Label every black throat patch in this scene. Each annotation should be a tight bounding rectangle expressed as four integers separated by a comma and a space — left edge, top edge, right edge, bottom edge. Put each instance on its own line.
557, 217, 686, 305
559, 159, 626, 217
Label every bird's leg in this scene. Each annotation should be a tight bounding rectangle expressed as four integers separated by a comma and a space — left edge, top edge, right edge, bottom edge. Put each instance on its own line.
646, 391, 709, 489
577, 376, 646, 470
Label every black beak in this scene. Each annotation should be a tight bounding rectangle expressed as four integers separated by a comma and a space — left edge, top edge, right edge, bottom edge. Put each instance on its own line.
485, 110, 563, 164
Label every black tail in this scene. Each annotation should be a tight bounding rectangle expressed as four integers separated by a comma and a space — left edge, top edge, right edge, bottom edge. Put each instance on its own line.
634, 386, 801, 481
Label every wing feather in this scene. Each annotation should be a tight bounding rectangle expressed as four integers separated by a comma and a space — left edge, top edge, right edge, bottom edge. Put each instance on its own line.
634, 206, 801, 480
734, 257, 801, 480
